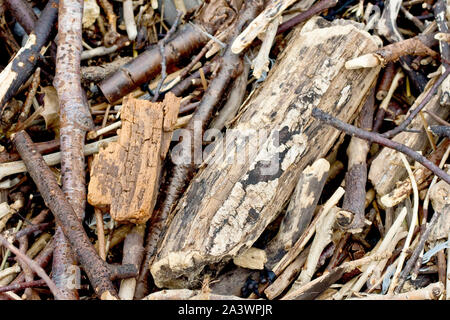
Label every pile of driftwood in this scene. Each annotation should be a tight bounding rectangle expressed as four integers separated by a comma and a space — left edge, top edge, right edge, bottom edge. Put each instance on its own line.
0, 0, 448, 300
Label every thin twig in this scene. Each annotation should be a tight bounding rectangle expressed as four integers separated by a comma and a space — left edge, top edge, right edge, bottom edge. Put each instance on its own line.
312, 108, 450, 185
0, 234, 64, 299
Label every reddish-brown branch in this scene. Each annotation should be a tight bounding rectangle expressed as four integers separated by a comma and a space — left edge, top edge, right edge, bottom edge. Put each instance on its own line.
0, 279, 47, 294
312, 108, 450, 185
52, 0, 95, 299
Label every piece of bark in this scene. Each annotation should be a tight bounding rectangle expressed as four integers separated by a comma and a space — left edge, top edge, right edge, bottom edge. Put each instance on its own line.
380, 139, 450, 208
12, 131, 138, 299
368, 80, 450, 197
88, 94, 180, 224
150, 17, 380, 289
264, 158, 330, 268
233, 247, 267, 270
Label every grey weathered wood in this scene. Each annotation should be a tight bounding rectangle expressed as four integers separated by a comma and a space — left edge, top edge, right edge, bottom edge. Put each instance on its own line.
151, 17, 380, 289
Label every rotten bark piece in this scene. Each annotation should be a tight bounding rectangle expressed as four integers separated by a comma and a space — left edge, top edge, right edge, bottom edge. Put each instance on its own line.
12, 131, 138, 299
336, 87, 376, 233
99, 1, 239, 103
4, 0, 37, 35
0, 0, 58, 111
380, 139, 450, 208
369, 79, 450, 196
150, 17, 380, 289
88, 94, 181, 224
52, 0, 95, 299
345, 33, 438, 69
265, 158, 330, 268
434, 0, 450, 106
118, 224, 145, 300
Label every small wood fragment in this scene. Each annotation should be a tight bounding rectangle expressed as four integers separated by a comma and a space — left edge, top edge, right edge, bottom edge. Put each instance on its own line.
88, 94, 180, 223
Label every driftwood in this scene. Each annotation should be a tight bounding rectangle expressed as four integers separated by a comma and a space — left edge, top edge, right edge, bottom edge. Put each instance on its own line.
150, 17, 380, 289
88, 94, 180, 223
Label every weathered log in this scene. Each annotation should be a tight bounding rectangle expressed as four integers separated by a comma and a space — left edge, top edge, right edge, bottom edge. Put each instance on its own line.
150, 17, 381, 289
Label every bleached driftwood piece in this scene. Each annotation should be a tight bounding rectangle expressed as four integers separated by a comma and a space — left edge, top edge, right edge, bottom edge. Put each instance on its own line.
151, 17, 380, 289
88, 94, 181, 223
287, 206, 339, 293
251, 15, 281, 80
231, 0, 300, 54
368, 79, 450, 197
265, 158, 330, 267
233, 247, 267, 270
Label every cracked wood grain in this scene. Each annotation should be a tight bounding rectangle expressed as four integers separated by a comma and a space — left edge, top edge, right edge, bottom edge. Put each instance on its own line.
150, 17, 381, 289
88, 94, 181, 224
